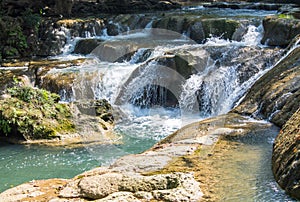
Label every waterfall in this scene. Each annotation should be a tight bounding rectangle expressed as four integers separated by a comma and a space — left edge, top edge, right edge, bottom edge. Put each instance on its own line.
40, 8, 279, 129
45, 25, 277, 120
180, 64, 239, 117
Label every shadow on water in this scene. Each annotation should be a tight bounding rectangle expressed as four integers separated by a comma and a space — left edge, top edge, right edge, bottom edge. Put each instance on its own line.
215, 125, 296, 201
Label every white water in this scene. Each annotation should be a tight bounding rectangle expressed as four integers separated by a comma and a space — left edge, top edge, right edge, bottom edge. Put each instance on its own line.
3, 7, 298, 201
48, 22, 277, 132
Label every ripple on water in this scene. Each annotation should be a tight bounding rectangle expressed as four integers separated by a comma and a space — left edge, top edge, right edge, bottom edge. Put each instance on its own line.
210, 129, 296, 202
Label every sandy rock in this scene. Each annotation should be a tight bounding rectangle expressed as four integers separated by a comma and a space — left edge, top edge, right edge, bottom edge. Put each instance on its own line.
272, 108, 300, 200
79, 173, 123, 199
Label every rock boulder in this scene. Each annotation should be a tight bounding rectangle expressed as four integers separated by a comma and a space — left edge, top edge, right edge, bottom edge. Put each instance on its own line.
272, 108, 300, 200
233, 40, 300, 127
261, 16, 300, 47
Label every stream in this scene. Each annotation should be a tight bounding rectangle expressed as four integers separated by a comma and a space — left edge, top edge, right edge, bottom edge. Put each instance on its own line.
0, 5, 297, 201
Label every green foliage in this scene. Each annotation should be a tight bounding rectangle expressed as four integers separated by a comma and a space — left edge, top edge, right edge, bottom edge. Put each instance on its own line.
22, 9, 41, 32
278, 14, 295, 19
0, 117, 11, 134
8, 86, 60, 104
0, 86, 75, 140
0, 9, 41, 60
1, 19, 28, 58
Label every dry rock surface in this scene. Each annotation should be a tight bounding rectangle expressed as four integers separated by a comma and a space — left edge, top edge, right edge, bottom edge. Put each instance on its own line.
0, 113, 277, 201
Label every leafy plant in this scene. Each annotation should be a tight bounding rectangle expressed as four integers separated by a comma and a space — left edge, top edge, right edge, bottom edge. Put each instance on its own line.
0, 87, 75, 140
22, 9, 41, 32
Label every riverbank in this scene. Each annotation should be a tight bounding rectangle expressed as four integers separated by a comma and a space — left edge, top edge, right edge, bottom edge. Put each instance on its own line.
1, 1, 300, 201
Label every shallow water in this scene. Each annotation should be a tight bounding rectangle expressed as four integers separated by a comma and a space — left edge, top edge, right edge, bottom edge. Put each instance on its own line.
0, 132, 156, 192
0, 5, 295, 201
0, 105, 181, 192
212, 127, 296, 202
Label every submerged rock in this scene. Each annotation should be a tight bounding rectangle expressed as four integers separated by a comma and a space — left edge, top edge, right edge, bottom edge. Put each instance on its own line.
272, 108, 300, 200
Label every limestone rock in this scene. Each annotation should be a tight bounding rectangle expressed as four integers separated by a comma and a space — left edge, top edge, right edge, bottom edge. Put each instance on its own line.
0, 179, 68, 202
67, 172, 202, 201
261, 16, 300, 47
73, 39, 103, 55
272, 108, 300, 200
79, 173, 123, 199
233, 40, 300, 127
96, 192, 141, 202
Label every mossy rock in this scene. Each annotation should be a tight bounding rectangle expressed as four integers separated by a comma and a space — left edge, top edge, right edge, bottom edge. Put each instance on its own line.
202, 19, 239, 40
74, 99, 114, 124
0, 86, 75, 140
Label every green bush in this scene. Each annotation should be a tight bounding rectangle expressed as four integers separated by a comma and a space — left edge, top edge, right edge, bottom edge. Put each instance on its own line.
0, 87, 75, 140
22, 9, 41, 32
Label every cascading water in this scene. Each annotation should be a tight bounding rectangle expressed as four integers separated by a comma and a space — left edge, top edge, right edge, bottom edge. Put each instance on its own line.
46, 23, 279, 135
1, 6, 296, 201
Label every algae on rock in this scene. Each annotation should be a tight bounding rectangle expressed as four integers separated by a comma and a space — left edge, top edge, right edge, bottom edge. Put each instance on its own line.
0, 86, 75, 140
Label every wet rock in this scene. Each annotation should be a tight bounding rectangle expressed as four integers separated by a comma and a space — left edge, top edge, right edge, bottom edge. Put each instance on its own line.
36, 20, 67, 57
153, 16, 185, 33
204, 2, 282, 11
91, 40, 139, 62
0, 67, 33, 95
74, 99, 114, 124
202, 18, 239, 40
233, 41, 300, 127
36, 18, 105, 57
116, 45, 277, 109
56, 18, 105, 38
189, 21, 205, 43
272, 108, 300, 200
115, 48, 206, 107
29, 58, 91, 95
152, 16, 241, 42
261, 15, 300, 47
73, 39, 103, 55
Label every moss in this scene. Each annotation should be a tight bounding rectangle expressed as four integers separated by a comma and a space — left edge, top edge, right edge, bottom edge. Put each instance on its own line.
144, 145, 204, 176
0, 86, 75, 140
278, 14, 295, 19
202, 19, 239, 40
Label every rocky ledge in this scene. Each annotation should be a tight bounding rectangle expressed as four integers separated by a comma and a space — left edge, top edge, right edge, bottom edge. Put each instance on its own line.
0, 112, 277, 201
272, 108, 300, 199
233, 36, 300, 127
232, 34, 300, 200
0, 86, 117, 147
261, 15, 300, 47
